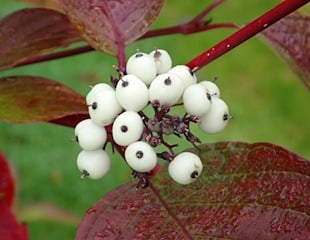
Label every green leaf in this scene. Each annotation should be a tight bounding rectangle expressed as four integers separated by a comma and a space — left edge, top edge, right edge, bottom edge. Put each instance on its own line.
261, 12, 310, 90
0, 8, 81, 70
0, 76, 87, 124
58, 0, 165, 56
76, 142, 310, 239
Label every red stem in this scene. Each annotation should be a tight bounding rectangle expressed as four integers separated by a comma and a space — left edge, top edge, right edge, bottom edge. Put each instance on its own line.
15, 45, 94, 68
187, 0, 309, 70
193, 0, 225, 22
141, 22, 236, 39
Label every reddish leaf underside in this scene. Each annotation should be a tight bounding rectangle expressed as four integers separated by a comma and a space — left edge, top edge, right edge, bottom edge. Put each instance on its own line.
58, 0, 165, 56
0, 152, 14, 207
0, 153, 28, 240
261, 12, 310, 90
0, 8, 81, 70
0, 202, 28, 240
0, 76, 87, 125
76, 142, 310, 240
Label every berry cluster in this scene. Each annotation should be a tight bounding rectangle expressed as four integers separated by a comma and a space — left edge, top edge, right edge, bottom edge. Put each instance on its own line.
74, 49, 231, 187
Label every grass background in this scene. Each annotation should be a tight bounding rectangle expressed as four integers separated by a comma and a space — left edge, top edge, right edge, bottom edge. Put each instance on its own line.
0, 0, 309, 239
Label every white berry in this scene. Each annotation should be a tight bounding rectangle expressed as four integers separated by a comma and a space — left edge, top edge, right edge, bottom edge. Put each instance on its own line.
149, 49, 172, 74
149, 73, 184, 106
86, 83, 114, 105
125, 141, 157, 172
112, 111, 144, 146
169, 65, 197, 89
126, 52, 157, 85
77, 149, 111, 180
88, 90, 122, 126
183, 84, 212, 116
199, 80, 220, 98
116, 75, 149, 112
168, 152, 203, 185
199, 97, 230, 134
74, 119, 107, 150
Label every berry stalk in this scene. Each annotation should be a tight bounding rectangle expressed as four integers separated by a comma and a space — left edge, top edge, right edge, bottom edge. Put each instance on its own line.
187, 0, 309, 70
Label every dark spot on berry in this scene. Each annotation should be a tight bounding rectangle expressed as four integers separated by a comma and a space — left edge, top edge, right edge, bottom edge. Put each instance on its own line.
206, 92, 212, 101
136, 150, 144, 159
189, 69, 195, 76
75, 136, 79, 142
120, 125, 128, 132
90, 102, 97, 110
135, 53, 143, 58
223, 113, 229, 121
121, 80, 129, 87
191, 170, 199, 179
81, 170, 90, 179
154, 50, 162, 59
164, 77, 172, 85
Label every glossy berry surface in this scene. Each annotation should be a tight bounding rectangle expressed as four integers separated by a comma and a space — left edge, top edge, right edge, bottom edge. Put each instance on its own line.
125, 141, 157, 172
149, 73, 184, 106
168, 152, 203, 185
77, 149, 111, 180
199, 97, 230, 134
126, 52, 157, 85
112, 111, 144, 146
116, 74, 149, 112
74, 119, 107, 150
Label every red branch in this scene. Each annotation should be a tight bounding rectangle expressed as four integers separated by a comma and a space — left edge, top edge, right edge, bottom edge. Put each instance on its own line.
186, 0, 309, 70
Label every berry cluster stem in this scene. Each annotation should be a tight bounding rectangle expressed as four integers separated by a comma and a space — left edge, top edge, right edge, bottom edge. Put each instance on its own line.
187, 0, 309, 70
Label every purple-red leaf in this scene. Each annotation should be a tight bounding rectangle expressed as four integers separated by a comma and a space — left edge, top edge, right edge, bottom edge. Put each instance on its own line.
0, 202, 28, 240
0, 152, 28, 240
261, 12, 310, 90
0, 152, 14, 207
76, 142, 310, 240
0, 76, 87, 125
58, 0, 165, 56
0, 8, 81, 70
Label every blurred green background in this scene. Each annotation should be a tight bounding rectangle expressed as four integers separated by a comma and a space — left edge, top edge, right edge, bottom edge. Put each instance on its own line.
0, 0, 309, 239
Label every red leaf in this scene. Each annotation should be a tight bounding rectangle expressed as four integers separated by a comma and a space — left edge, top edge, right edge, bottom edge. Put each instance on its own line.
261, 12, 310, 90
0, 8, 81, 70
0, 153, 27, 240
0, 153, 14, 207
49, 113, 89, 128
58, 0, 165, 56
0, 76, 87, 124
0, 202, 28, 240
76, 142, 310, 239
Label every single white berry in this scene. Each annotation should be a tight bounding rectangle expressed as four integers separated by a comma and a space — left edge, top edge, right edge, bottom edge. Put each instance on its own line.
74, 119, 107, 150
168, 152, 203, 185
183, 84, 212, 116
149, 73, 184, 106
116, 75, 149, 112
86, 83, 114, 105
149, 49, 172, 74
199, 80, 220, 98
112, 111, 144, 146
168, 65, 197, 89
125, 141, 157, 172
126, 52, 157, 85
88, 90, 122, 126
199, 97, 230, 134
77, 149, 111, 180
